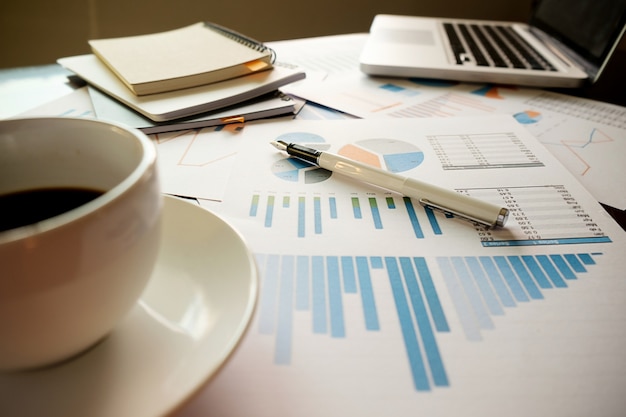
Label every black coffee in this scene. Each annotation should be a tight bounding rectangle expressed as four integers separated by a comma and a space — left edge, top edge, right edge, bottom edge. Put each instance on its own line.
0, 187, 104, 233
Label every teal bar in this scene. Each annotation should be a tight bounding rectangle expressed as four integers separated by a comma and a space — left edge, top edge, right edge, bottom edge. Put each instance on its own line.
341, 256, 357, 293
400, 257, 449, 387
565, 254, 586, 273
479, 256, 516, 307
327, 256, 345, 337
258, 254, 280, 335
371, 257, 384, 269
465, 256, 505, 315
493, 256, 529, 302
312, 256, 327, 333
369, 197, 383, 229
264, 195, 275, 227
549, 254, 577, 280
356, 257, 380, 331
385, 257, 431, 391
249, 194, 260, 216
578, 253, 596, 265
275, 255, 295, 364
298, 196, 305, 238
535, 255, 568, 288
296, 255, 310, 310
403, 197, 424, 238
329, 197, 337, 219
314, 196, 322, 234
414, 257, 450, 331
507, 256, 544, 299
352, 197, 362, 219
521, 255, 553, 289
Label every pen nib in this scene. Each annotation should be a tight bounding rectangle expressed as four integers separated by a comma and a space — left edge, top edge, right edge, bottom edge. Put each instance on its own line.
270, 140, 288, 151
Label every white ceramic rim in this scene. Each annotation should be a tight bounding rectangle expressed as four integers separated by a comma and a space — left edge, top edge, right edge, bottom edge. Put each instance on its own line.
0, 117, 157, 244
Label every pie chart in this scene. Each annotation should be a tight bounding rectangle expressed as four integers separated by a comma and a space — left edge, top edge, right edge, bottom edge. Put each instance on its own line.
271, 132, 332, 183
338, 139, 424, 173
514, 110, 542, 124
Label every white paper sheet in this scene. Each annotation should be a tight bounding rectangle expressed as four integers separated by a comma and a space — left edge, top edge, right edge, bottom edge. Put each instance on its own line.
177, 116, 626, 417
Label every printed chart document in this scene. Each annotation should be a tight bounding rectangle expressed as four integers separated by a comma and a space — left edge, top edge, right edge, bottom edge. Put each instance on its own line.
271, 34, 626, 210
178, 116, 626, 417
286, 74, 626, 210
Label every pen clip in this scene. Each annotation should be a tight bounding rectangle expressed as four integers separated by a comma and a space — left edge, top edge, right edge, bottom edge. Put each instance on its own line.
419, 198, 495, 228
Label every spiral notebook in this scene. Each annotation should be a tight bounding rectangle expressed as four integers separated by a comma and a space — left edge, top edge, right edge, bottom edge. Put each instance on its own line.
89, 22, 276, 96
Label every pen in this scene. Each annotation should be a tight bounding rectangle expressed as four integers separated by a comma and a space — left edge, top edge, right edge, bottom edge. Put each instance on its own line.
270, 140, 509, 228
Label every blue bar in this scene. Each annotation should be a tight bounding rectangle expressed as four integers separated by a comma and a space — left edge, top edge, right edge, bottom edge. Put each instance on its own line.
521, 255, 553, 289
507, 256, 544, 299
386, 197, 396, 209
385, 257, 431, 391
356, 257, 380, 331
283, 195, 290, 208
438, 257, 482, 341
275, 255, 295, 364
259, 254, 280, 334
369, 197, 383, 229
400, 258, 448, 386
564, 254, 586, 273
329, 197, 337, 219
424, 206, 443, 235
249, 194, 260, 216
352, 197, 362, 219
403, 197, 424, 238
451, 257, 493, 329
549, 254, 577, 280
413, 257, 450, 331
296, 256, 310, 310
264, 195, 275, 227
535, 255, 567, 288
493, 256, 530, 302
479, 256, 516, 307
366, 257, 382, 269
298, 196, 305, 238
312, 256, 327, 333
578, 253, 596, 265
465, 257, 504, 316
314, 196, 322, 234
327, 257, 345, 337
341, 256, 357, 293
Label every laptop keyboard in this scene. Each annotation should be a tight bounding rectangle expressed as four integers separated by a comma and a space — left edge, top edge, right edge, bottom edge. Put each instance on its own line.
443, 22, 556, 71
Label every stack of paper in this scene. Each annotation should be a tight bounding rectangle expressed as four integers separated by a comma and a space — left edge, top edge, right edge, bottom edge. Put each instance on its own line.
57, 23, 306, 133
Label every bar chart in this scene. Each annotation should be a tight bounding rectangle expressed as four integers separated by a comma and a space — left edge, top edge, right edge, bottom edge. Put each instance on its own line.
247, 185, 610, 245
255, 252, 603, 392
248, 192, 446, 239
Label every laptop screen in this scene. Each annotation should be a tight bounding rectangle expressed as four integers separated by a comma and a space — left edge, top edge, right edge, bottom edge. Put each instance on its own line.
530, 0, 626, 68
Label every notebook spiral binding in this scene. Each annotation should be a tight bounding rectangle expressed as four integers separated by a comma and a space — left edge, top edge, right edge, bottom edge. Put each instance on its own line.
204, 22, 276, 64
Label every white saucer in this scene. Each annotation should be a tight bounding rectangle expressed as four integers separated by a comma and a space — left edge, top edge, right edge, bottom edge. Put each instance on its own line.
0, 195, 258, 417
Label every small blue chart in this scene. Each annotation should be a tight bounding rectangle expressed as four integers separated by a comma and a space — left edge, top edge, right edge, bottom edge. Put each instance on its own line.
272, 132, 332, 183
514, 110, 543, 124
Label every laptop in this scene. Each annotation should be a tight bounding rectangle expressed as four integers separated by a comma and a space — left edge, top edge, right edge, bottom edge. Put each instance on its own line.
359, 0, 626, 88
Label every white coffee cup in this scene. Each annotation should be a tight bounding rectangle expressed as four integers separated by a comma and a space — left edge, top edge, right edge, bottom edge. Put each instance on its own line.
0, 117, 162, 371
